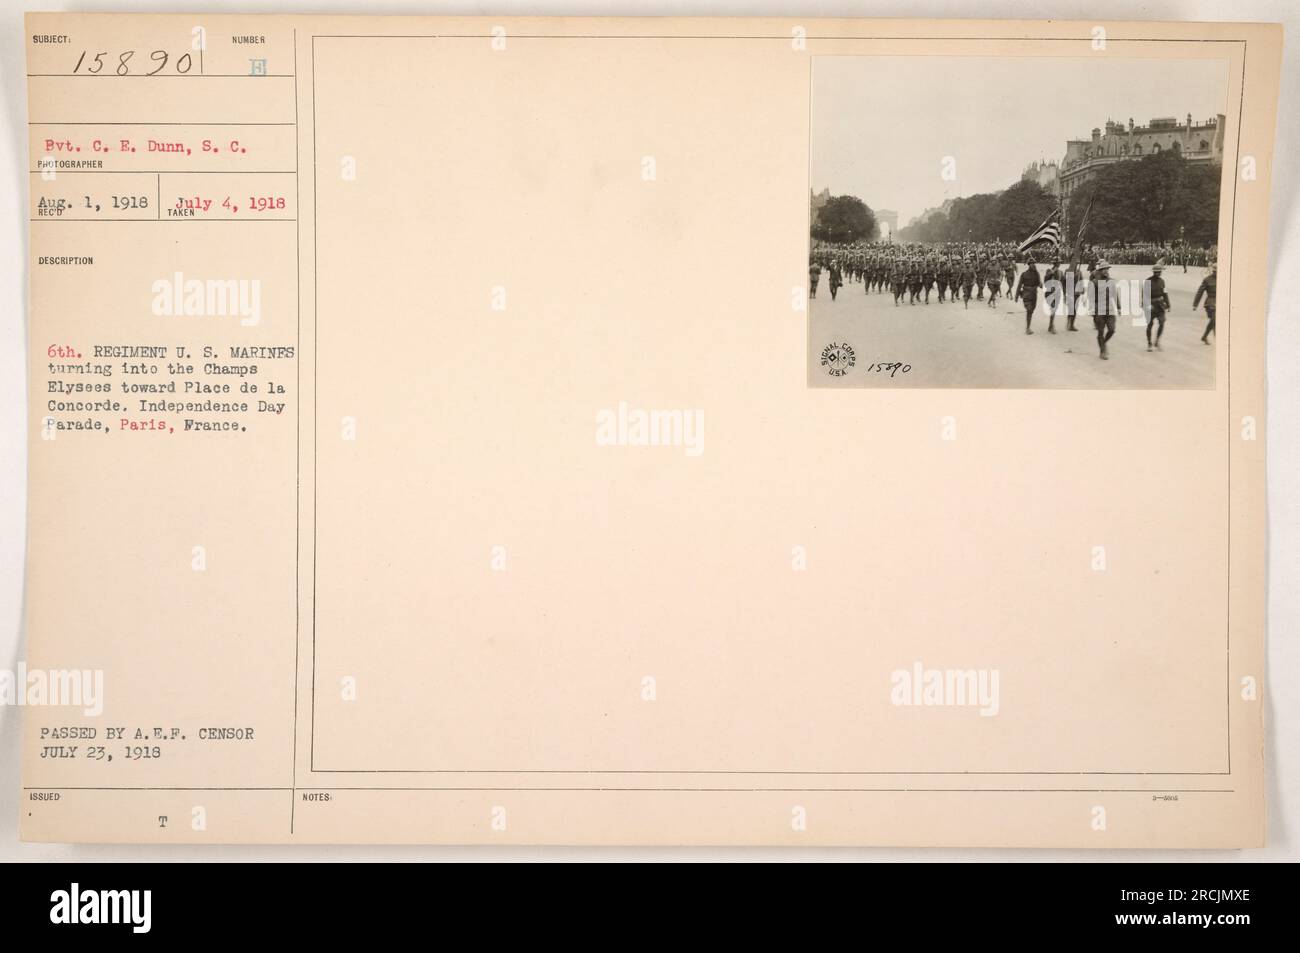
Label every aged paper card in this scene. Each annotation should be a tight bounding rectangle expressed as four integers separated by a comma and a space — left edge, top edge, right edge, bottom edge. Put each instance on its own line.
21, 14, 1279, 845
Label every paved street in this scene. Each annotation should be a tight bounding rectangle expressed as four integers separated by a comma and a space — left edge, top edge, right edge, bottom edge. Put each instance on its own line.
809, 264, 1217, 389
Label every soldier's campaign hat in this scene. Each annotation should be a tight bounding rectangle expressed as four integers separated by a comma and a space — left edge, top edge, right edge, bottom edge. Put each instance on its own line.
1095, 259, 1111, 270
1153, 260, 1165, 271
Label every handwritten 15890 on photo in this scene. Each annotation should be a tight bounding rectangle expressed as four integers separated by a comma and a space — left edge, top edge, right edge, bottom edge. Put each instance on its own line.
807, 55, 1230, 389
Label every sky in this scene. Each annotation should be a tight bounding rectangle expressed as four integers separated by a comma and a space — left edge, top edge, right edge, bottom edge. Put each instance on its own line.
811, 55, 1230, 226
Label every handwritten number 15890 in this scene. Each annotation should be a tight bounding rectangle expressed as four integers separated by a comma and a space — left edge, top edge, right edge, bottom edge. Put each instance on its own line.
72, 50, 194, 76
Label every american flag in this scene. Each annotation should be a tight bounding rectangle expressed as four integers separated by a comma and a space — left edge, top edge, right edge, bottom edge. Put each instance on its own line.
1017, 209, 1063, 254
1069, 194, 1097, 264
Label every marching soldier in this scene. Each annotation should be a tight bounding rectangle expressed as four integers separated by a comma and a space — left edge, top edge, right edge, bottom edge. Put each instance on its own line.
908, 258, 923, 305
1090, 259, 1119, 360
892, 258, 907, 306
1013, 254, 1042, 334
1062, 258, 1086, 331
960, 257, 976, 309
1193, 263, 1217, 344
829, 259, 843, 301
1043, 258, 1063, 333
808, 261, 820, 299
985, 260, 1001, 307
1144, 261, 1172, 351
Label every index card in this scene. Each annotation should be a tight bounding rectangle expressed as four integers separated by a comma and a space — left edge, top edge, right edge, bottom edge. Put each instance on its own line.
20, 14, 1280, 846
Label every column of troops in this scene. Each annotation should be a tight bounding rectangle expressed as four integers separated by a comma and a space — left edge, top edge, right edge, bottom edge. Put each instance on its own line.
809, 241, 1217, 360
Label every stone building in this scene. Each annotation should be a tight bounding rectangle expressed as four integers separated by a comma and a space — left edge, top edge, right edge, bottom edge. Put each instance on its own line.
1058, 113, 1225, 198
875, 209, 898, 240
810, 188, 830, 221
1021, 160, 1061, 198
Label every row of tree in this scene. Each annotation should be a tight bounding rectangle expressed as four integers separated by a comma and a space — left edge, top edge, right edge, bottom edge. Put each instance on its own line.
1063, 151, 1220, 247
812, 151, 1220, 248
810, 195, 880, 244
898, 179, 1056, 245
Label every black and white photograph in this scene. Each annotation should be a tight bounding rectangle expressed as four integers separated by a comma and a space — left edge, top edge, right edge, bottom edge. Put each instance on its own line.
808, 55, 1230, 389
